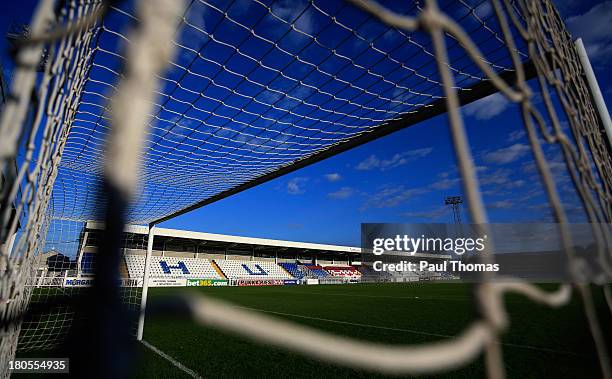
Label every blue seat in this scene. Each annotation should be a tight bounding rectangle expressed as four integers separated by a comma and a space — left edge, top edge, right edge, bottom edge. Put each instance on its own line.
305, 265, 329, 278
279, 263, 304, 279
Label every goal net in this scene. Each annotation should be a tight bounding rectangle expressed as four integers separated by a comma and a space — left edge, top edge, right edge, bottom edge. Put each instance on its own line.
0, 0, 611, 377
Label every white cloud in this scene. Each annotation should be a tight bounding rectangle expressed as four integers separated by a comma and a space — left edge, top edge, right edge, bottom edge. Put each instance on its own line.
403, 206, 450, 221
271, 0, 314, 34
566, 2, 612, 64
287, 177, 308, 195
356, 148, 433, 171
483, 143, 530, 164
522, 155, 571, 183
324, 173, 342, 182
474, 1, 492, 19
180, 2, 209, 50
487, 200, 513, 210
463, 93, 510, 120
267, 0, 316, 82
479, 168, 525, 190
356, 155, 380, 171
327, 187, 354, 200
361, 186, 427, 210
430, 177, 461, 190
507, 130, 526, 143
480, 168, 512, 185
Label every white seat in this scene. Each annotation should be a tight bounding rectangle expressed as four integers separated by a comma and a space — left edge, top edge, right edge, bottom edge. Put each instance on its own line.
214, 259, 293, 279
124, 255, 223, 279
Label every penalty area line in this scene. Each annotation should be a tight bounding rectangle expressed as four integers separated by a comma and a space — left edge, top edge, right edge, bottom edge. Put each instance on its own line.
237, 306, 585, 357
141, 339, 202, 379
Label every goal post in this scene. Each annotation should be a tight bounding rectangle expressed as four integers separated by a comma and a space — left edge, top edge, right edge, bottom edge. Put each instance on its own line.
137, 225, 156, 341
574, 38, 612, 151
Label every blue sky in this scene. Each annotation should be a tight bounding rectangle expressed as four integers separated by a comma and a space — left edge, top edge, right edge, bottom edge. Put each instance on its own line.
163, 0, 612, 246
2, 0, 612, 247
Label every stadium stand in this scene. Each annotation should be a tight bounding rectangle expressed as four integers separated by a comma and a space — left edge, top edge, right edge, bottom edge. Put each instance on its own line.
358, 265, 392, 282
78, 252, 130, 278
119, 259, 129, 279
124, 255, 224, 279
78, 253, 454, 283
304, 265, 329, 278
214, 260, 293, 280
80, 252, 96, 275
278, 263, 305, 279
323, 266, 362, 278
389, 270, 420, 282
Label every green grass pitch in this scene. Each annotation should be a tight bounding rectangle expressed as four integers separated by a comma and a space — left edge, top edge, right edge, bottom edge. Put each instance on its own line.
15, 283, 610, 378
133, 283, 610, 378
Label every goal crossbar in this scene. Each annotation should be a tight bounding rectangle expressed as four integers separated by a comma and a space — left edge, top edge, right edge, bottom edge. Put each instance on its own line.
152, 59, 538, 225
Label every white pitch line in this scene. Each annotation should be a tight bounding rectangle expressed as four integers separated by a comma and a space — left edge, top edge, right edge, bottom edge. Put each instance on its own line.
287, 290, 472, 301
237, 306, 451, 338
237, 306, 585, 357
141, 339, 202, 378
262, 288, 473, 302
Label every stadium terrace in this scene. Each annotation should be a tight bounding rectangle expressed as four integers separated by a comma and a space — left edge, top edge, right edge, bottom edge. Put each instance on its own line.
33, 221, 455, 289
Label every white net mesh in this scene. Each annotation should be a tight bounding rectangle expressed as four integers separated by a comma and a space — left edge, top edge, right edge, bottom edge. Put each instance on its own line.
15, 219, 148, 351
0, 0, 105, 374
0, 0, 611, 378
54, 0, 531, 224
